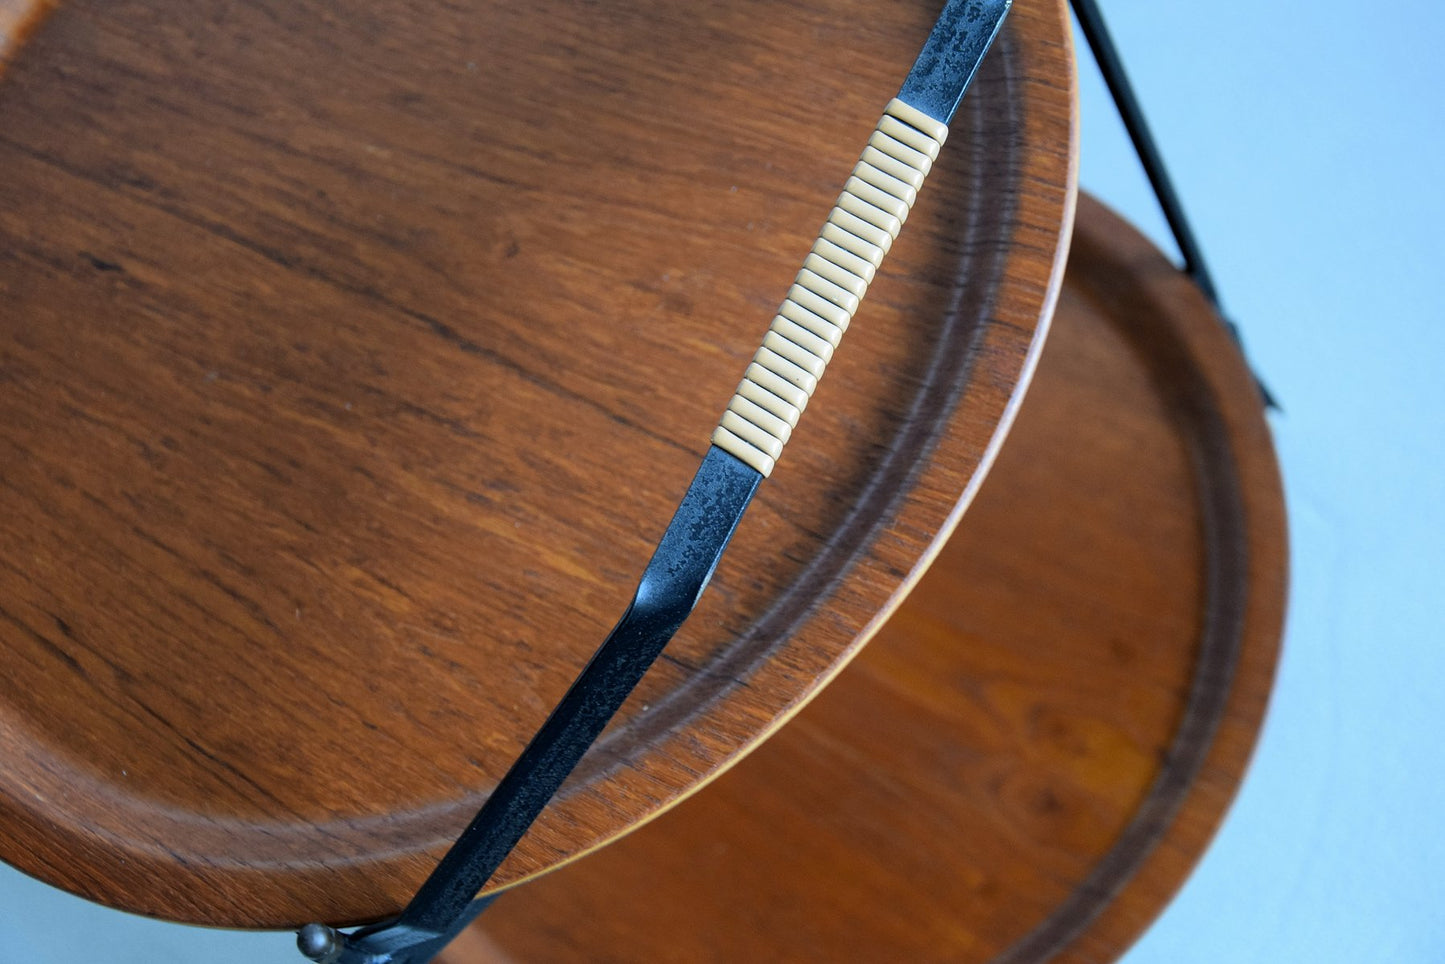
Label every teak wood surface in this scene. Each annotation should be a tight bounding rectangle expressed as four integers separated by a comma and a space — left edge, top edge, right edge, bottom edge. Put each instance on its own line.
442, 194, 1287, 964
0, 0, 1074, 928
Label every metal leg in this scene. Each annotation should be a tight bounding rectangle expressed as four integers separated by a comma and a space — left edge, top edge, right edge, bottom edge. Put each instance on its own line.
1069, 0, 1278, 408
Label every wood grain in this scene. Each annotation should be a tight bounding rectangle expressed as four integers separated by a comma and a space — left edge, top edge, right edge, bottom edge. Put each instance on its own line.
442, 193, 1287, 963
0, 0, 1075, 927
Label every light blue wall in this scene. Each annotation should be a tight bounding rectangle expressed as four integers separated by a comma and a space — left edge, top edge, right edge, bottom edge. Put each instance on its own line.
1078, 2, 1445, 961
0, 864, 291, 962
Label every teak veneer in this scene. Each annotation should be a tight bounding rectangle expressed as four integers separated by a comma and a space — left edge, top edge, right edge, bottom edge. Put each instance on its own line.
0, 0, 1076, 929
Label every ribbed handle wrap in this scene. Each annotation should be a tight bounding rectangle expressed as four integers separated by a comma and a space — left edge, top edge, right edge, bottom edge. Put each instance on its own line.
711, 98, 949, 477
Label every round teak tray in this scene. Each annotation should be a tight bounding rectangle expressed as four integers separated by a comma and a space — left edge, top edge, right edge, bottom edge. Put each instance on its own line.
0, 0, 1074, 927
445, 193, 1287, 964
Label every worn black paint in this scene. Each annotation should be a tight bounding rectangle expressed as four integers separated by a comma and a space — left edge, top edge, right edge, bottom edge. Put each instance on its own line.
898, 0, 1012, 125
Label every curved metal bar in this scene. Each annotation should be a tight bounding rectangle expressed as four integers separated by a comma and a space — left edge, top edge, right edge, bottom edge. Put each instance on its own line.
309, 448, 761, 963
298, 3, 1014, 958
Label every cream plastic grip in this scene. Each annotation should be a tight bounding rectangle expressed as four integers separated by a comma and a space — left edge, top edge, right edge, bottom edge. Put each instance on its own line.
712, 98, 947, 477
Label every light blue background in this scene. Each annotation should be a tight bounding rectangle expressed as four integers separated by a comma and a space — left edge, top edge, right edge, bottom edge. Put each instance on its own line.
1086, 2, 1445, 961
2, 1, 1443, 960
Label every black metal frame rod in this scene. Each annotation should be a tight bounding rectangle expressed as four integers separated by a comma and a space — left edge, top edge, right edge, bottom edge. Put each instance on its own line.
298, 448, 763, 964
296, 3, 1013, 960
1070, 0, 1277, 409
1070, 0, 1220, 305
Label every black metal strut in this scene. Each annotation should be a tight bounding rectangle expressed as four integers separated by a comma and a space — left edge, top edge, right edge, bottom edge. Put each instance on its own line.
1069, 0, 1277, 408
298, 447, 762, 964
1070, 0, 1220, 304
296, 2, 1011, 960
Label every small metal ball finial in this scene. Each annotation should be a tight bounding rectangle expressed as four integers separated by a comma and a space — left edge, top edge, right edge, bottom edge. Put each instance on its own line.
296, 923, 342, 962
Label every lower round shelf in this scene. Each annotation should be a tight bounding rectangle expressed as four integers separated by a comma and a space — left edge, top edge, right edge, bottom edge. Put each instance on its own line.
441, 194, 1288, 963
